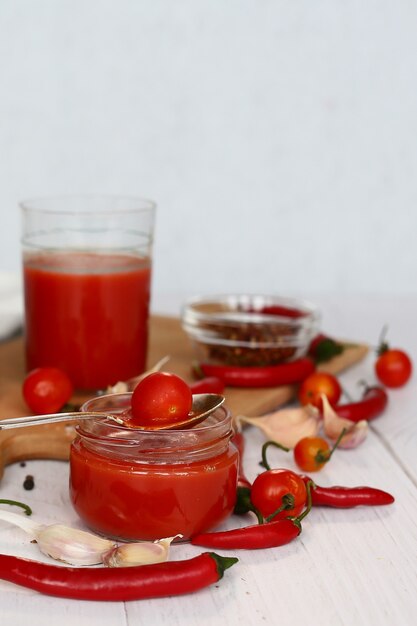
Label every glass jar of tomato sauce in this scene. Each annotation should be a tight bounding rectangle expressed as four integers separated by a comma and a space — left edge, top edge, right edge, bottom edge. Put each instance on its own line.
69, 393, 238, 541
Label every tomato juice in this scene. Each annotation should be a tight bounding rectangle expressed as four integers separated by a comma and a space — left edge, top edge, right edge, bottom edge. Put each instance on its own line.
70, 399, 238, 541
23, 252, 151, 390
70, 438, 238, 541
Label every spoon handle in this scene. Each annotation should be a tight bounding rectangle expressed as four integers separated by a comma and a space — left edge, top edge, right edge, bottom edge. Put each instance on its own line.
0, 412, 114, 430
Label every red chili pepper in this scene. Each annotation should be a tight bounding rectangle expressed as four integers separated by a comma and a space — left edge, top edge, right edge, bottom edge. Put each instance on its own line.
0, 552, 238, 601
199, 358, 315, 388
300, 476, 394, 507
333, 385, 388, 422
191, 518, 301, 550
192, 481, 313, 550
256, 304, 305, 319
231, 431, 252, 489
189, 376, 225, 395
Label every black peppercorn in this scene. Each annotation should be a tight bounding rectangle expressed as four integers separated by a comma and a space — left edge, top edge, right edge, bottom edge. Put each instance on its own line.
23, 475, 35, 491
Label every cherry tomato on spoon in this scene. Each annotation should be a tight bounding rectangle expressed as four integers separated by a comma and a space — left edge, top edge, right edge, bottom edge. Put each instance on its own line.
22, 367, 73, 415
130, 371, 193, 427
298, 372, 342, 409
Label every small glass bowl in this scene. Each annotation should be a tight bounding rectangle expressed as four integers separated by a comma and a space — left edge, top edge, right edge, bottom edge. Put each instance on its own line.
181, 294, 320, 367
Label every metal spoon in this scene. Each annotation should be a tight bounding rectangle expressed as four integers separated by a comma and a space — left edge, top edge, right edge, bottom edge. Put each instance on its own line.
0, 394, 225, 431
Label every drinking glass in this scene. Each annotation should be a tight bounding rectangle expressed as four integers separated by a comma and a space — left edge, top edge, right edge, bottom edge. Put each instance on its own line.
20, 195, 156, 390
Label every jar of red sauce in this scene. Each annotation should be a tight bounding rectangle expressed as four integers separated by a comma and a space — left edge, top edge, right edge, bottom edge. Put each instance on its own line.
69, 393, 238, 541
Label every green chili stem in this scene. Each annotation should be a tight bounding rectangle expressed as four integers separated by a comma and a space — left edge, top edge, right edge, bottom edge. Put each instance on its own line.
315, 427, 347, 464
296, 480, 313, 524
377, 324, 389, 354
265, 493, 295, 523
0, 499, 32, 515
253, 508, 265, 525
261, 440, 290, 471
234, 486, 264, 524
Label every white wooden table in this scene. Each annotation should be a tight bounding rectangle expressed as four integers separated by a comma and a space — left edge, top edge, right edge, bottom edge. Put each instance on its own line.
1, 293, 417, 626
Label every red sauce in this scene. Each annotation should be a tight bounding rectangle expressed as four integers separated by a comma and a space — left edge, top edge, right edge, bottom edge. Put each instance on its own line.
69, 438, 238, 541
23, 252, 151, 390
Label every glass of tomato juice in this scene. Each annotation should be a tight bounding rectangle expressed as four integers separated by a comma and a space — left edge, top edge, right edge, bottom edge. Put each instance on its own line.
20, 196, 156, 390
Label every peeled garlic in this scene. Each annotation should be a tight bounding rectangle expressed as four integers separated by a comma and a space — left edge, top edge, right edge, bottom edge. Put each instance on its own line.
103, 535, 181, 568
237, 405, 321, 449
322, 394, 368, 449
0, 510, 115, 565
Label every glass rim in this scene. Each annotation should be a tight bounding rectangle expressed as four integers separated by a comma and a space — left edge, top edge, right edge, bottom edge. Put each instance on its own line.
19, 194, 157, 217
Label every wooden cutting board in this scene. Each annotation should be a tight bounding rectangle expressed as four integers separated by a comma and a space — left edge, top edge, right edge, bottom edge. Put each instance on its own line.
0, 315, 368, 479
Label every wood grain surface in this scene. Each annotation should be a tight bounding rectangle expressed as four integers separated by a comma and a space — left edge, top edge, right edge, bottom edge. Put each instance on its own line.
0, 315, 368, 477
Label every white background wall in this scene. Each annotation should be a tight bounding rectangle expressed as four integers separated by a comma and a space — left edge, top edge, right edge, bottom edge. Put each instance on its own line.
1, 1, 417, 304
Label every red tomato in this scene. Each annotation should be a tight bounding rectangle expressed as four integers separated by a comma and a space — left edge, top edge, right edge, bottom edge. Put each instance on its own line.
22, 367, 73, 415
130, 372, 193, 427
298, 372, 342, 409
294, 436, 331, 472
250, 469, 307, 520
375, 349, 412, 388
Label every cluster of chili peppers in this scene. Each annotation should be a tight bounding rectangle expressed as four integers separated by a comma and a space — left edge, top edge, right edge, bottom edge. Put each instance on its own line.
193, 330, 390, 427
188, 341, 395, 552
189, 430, 395, 552
191, 433, 314, 551
256, 440, 395, 507
196, 362, 389, 424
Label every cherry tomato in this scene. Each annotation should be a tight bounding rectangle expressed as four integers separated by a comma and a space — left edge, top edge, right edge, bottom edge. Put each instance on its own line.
22, 367, 73, 415
294, 436, 331, 472
298, 372, 342, 409
375, 349, 412, 388
130, 372, 193, 427
250, 469, 307, 520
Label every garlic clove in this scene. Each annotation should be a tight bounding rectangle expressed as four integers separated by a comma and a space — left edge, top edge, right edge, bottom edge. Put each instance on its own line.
0, 511, 116, 566
238, 405, 321, 449
103, 535, 181, 568
35, 524, 116, 566
333, 420, 368, 449
322, 394, 368, 449
0, 509, 43, 534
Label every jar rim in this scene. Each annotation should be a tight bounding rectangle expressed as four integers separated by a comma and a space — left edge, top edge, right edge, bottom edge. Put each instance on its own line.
78, 393, 232, 453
